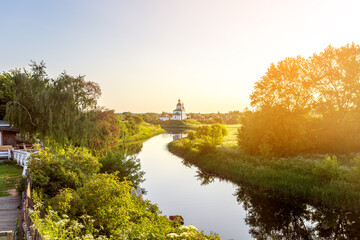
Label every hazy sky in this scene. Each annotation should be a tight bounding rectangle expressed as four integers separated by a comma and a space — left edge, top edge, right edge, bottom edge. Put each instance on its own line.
1, 0, 360, 113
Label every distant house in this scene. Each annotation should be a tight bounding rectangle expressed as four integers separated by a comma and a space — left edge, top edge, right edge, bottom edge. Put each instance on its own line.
0, 120, 19, 147
159, 116, 170, 121
172, 99, 188, 120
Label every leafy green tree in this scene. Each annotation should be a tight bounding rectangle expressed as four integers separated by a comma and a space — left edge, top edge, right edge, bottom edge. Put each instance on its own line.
194, 124, 228, 153
5, 61, 101, 145
240, 43, 360, 156
89, 109, 126, 156
0, 72, 15, 119
99, 151, 145, 188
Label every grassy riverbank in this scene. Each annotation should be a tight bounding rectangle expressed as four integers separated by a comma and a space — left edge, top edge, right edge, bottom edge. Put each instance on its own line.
168, 137, 360, 211
160, 119, 200, 131
0, 163, 22, 197
125, 122, 165, 142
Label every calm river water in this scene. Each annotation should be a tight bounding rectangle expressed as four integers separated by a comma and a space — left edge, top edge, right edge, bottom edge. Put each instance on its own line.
130, 133, 360, 240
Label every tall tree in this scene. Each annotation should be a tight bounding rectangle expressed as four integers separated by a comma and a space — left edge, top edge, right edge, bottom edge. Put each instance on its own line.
240, 43, 360, 156
0, 72, 15, 119
5, 61, 101, 145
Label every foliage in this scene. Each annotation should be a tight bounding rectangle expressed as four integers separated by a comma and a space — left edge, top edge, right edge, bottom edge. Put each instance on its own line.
124, 123, 164, 142
30, 207, 108, 240
29, 145, 100, 197
168, 140, 360, 211
5, 61, 101, 145
238, 108, 308, 156
240, 43, 360, 156
45, 174, 220, 239
137, 113, 160, 124
99, 151, 145, 188
0, 72, 15, 119
196, 124, 228, 146
181, 124, 228, 153
89, 109, 126, 156
187, 130, 196, 140
312, 156, 340, 182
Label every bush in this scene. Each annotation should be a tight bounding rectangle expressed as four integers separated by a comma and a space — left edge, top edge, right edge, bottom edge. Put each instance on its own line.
29, 145, 100, 197
187, 130, 196, 140
312, 156, 340, 182
99, 151, 145, 188
47, 173, 220, 239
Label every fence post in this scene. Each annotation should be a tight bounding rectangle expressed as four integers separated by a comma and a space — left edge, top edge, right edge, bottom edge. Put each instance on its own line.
6, 231, 14, 240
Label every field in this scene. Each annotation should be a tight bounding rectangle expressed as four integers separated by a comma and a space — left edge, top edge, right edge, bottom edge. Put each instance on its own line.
223, 124, 241, 147
0, 163, 22, 197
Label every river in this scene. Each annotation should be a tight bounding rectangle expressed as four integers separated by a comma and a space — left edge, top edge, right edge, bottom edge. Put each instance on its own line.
130, 133, 360, 240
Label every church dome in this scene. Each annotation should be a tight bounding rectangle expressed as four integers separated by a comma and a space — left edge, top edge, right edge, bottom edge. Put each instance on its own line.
176, 99, 182, 109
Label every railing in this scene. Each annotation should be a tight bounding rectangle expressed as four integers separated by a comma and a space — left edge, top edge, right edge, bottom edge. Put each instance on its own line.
0, 231, 14, 240
0, 145, 11, 159
19, 174, 42, 240
13, 150, 34, 176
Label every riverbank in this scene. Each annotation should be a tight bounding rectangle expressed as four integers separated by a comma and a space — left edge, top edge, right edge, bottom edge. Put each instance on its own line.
168, 139, 360, 211
125, 122, 165, 142
159, 119, 200, 132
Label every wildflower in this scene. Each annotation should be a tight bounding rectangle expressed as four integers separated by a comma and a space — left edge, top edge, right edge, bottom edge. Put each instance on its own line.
189, 225, 198, 231
180, 232, 189, 237
167, 233, 179, 238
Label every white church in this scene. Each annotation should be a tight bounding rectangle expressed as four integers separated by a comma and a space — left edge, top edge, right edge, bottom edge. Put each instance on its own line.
172, 99, 188, 120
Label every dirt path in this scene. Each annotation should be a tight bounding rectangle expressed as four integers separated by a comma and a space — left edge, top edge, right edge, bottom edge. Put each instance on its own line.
0, 196, 21, 232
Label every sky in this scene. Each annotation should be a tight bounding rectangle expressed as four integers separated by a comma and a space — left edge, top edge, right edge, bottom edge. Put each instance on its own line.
1, 0, 360, 113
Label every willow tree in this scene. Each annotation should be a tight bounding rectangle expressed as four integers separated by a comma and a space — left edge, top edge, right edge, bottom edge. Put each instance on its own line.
5, 61, 101, 145
0, 72, 15, 120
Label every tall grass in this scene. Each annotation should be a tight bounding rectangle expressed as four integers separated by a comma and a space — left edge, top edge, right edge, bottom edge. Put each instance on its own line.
168, 140, 360, 211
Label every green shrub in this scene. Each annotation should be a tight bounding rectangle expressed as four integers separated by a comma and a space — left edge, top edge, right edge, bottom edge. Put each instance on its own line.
181, 138, 194, 150
30, 207, 108, 240
187, 130, 196, 140
312, 156, 340, 182
29, 145, 100, 197
47, 173, 220, 239
99, 151, 145, 188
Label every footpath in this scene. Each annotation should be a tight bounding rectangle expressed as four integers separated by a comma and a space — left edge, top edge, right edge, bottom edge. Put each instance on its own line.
0, 196, 20, 237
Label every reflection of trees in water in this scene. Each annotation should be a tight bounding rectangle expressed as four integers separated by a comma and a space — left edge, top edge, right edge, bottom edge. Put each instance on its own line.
195, 170, 215, 185
234, 186, 360, 239
117, 141, 144, 155
193, 169, 360, 239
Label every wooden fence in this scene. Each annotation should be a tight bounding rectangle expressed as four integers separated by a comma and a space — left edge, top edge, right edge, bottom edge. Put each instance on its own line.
0, 231, 14, 240
18, 174, 42, 240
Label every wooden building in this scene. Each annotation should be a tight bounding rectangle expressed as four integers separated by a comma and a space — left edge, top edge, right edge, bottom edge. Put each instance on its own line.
0, 120, 19, 147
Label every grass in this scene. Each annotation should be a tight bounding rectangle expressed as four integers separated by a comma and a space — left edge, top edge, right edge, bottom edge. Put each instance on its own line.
160, 119, 200, 131
125, 122, 165, 142
0, 162, 22, 197
168, 132, 360, 211
222, 124, 241, 147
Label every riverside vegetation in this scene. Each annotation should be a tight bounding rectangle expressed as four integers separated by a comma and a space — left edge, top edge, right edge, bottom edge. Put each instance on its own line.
0, 62, 219, 239
169, 43, 360, 212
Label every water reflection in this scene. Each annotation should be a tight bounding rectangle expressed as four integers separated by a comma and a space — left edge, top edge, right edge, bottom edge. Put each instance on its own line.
195, 169, 360, 239
195, 170, 216, 186
117, 141, 144, 155
173, 133, 185, 141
